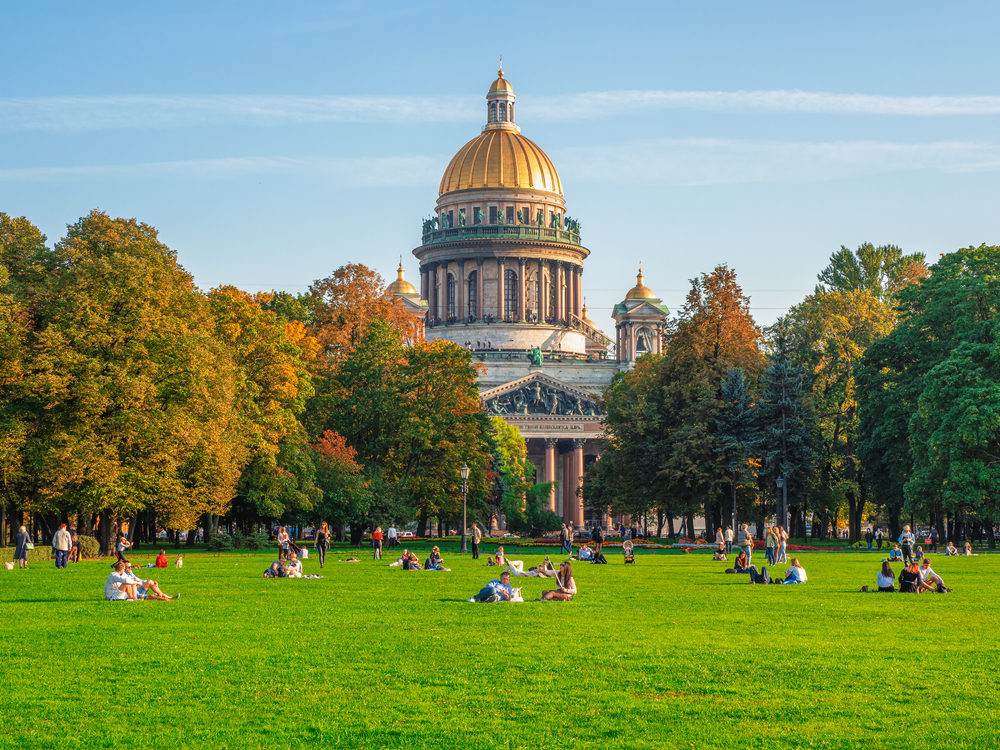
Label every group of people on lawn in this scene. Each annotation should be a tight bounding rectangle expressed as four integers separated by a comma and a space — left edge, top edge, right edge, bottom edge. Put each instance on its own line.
470, 560, 577, 602
104, 559, 179, 601
389, 546, 450, 571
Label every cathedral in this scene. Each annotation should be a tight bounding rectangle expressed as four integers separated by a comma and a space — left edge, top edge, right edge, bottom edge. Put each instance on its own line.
386, 68, 668, 531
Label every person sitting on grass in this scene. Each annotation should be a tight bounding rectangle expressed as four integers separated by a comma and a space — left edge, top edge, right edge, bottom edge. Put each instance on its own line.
263, 560, 287, 578
898, 562, 922, 593
539, 561, 577, 601
913, 546, 925, 562
284, 552, 303, 578
888, 544, 903, 562
155, 550, 169, 568
469, 571, 513, 602
105, 561, 139, 601
962, 542, 973, 556
918, 559, 951, 593
402, 550, 421, 571
123, 562, 180, 600
733, 549, 752, 573
713, 546, 727, 561
424, 546, 450, 571
779, 559, 808, 584
576, 544, 594, 561
945, 541, 958, 556
876, 561, 896, 592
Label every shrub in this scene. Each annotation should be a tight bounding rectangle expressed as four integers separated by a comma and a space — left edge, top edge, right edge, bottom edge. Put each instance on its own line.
76, 536, 100, 559
233, 532, 269, 551
207, 534, 234, 553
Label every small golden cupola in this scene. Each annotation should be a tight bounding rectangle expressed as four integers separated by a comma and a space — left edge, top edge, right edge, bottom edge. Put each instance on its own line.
386, 260, 417, 296
625, 264, 657, 300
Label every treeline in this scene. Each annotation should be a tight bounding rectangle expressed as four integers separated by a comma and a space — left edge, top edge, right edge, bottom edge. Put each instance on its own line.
588, 243, 1000, 547
0, 211, 525, 551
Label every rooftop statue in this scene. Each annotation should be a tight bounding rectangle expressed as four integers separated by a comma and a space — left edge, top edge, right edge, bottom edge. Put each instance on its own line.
529, 346, 543, 368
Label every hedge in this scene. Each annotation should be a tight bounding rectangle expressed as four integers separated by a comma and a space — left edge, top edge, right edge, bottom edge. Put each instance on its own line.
0, 535, 101, 563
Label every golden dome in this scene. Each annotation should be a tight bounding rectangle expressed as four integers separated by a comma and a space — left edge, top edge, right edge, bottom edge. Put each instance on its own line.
489, 69, 514, 94
439, 129, 562, 196
582, 298, 597, 326
386, 261, 417, 296
625, 266, 657, 300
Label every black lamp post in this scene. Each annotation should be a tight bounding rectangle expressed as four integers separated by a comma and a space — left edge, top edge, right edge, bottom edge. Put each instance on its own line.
776, 475, 787, 531
460, 463, 470, 554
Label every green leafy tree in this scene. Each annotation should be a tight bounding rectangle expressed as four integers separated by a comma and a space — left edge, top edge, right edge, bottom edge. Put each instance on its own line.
816, 243, 928, 302
715, 367, 758, 531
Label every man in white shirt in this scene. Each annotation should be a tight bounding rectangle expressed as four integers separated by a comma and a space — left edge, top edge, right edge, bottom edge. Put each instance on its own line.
919, 559, 950, 592
122, 562, 179, 600
52, 523, 72, 569
105, 562, 139, 601
724, 526, 734, 555
387, 524, 398, 549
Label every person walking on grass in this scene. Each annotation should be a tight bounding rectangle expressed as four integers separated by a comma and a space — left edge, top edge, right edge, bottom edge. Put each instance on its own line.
372, 527, 383, 560
14, 525, 30, 569
559, 524, 571, 555
724, 526, 734, 555
387, 523, 398, 550
740, 524, 754, 565
52, 523, 72, 569
929, 527, 939, 552
876, 528, 884, 550
115, 532, 132, 564
865, 527, 874, 552
776, 526, 788, 564
472, 523, 482, 560
315, 522, 330, 569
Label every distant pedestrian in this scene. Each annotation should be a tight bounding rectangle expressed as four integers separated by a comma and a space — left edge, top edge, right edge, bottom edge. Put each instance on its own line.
115, 532, 132, 564
620, 524, 626, 539
472, 524, 482, 559
929, 527, 939, 552
776, 526, 788, 564
559, 524, 571, 555
865, 527, 874, 552
765, 526, 778, 566
52, 523, 72, 569
876, 528, 884, 550
740, 524, 754, 564
387, 524, 398, 549
372, 527, 383, 560
899, 526, 915, 565
315, 522, 330, 568
715, 527, 724, 550
724, 526, 734, 555
14, 525, 30, 569
278, 526, 290, 559
69, 531, 80, 563
591, 525, 604, 555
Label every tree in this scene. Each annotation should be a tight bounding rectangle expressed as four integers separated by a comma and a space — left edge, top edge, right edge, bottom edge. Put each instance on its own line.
816, 243, 928, 302
715, 367, 757, 531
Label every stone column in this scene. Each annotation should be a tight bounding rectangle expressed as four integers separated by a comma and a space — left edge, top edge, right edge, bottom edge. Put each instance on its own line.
476, 258, 485, 321
536, 258, 545, 322
517, 258, 527, 322
574, 266, 583, 318
428, 263, 438, 322
567, 265, 576, 321
496, 257, 506, 321
456, 259, 466, 322
437, 263, 447, 321
616, 324, 621, 363
571, 439, 586, 529
420, 267, 428, 302
562, 450, 572, 524
555, 262, 564, 322
543, 438, 557, 513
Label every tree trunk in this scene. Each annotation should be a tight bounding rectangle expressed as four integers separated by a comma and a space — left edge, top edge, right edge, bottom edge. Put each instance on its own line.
350, 525, 366, 547
684, 512, 695, 540
80, 510, 93, 539
988, 522, 996, 550
98, 512, 113, 555
0, 503, 5, 548
418, 510, 428, 538
704, 494, 714, 542
336, 523, 347, 542
655, 508, 665, 538
667, 515, 675, 539
846, 491, 857, 544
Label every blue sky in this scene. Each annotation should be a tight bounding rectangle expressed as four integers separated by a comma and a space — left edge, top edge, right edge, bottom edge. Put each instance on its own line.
2, 1, 998, 326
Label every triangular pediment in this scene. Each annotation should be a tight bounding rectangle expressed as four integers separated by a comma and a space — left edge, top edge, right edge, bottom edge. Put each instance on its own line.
616, 299, 667, 317
481, 372, 602, 418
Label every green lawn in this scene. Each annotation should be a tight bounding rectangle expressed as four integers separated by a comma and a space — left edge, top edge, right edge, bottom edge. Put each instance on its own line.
1, 544, 996, 749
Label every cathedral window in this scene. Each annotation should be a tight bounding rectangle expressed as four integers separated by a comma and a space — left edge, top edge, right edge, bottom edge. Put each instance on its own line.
447, 210, 454, 228
499, 101, 506, 121
467, 271, 477, 318
506, 206, 515, 224
447, 273, 456, 319
490, 102, 497, 122
489, 206, 498, 224
504, 270, 518, 322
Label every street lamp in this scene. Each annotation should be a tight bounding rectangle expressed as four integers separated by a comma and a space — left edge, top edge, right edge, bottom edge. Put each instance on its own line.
460, 463, 470, 554
776, 476, 787, 531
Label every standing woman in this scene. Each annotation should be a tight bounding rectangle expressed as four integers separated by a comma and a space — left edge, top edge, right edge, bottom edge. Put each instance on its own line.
715, 527, 724, 550
279, 526, 290, 560
315, 522, 330, 569
740, 524, 754, 565
776, 526, 788, 564
372, 526, 383, 560
14, 525, 30, 569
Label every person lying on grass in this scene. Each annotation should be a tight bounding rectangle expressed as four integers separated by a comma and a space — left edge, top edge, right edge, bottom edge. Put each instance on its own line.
888, 544, 903, 562
469, 571, 513, 602
105, 561, 139, 601
919, 559, 951, 593
284, 553, 303, 578
263, 561, 287, 578
538, 561, 577, 601
123, 561, 180, 600
401, 550, 421, 571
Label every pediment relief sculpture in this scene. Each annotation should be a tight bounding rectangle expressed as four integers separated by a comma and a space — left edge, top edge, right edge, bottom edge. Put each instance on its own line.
486, 381, 601, 417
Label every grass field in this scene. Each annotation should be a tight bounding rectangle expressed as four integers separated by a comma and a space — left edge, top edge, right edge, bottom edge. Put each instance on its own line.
1, 543, 997, 749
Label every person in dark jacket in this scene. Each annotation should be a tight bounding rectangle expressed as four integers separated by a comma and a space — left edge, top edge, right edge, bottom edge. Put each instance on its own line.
591, 525, 604, 555
898, 562, 922, 593
14, 525, 30, 569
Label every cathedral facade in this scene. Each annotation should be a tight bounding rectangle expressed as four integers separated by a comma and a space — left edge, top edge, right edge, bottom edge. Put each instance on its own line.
388, 69, 668, 530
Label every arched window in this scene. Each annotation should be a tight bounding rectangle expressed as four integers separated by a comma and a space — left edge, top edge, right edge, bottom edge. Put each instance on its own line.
499, 102, 506, 121
447, 273, 456, 320
490, 102, 497, 122
467, 270, 478, 319
504, 269, 518, 322
635, 327, 652, 354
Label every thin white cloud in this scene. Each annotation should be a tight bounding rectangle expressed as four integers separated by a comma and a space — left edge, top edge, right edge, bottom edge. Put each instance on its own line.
2, 89, 1000, 131
0, 155, 444, 188
556, 138, 1000, 186
2, 139, 998, 189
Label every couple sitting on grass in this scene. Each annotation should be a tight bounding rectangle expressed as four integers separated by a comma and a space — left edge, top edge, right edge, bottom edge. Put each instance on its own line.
470, 561, 577, 602
867, 559, 952, 593
572, 543, 608, 564
263, 552, 303, 578
731, 550, 807, 585
104, 560, 180, 601
388, 547, 451, 571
